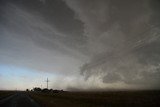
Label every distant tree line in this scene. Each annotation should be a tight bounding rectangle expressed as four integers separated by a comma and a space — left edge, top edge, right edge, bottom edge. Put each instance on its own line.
26, 87, 64, 93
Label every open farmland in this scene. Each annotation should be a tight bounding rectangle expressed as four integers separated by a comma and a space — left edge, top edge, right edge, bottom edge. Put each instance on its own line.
29, 90, 160, 107
0, 91, 16, 100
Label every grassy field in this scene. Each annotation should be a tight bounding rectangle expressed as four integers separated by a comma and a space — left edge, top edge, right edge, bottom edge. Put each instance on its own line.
0, 91, 16, 100
28, 90, 160, 107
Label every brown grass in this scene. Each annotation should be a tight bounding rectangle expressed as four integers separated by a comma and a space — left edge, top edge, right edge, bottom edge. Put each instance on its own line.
28, 90, 160, 107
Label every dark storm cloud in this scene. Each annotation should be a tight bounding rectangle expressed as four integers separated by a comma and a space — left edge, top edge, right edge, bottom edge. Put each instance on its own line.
1, 0, 160, 90
0, 0, 87, 75
1, 0, 87, 53
64, 0, 160, 89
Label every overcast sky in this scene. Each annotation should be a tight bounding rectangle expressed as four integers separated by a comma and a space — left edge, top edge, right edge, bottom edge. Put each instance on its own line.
0, 0, 160, 91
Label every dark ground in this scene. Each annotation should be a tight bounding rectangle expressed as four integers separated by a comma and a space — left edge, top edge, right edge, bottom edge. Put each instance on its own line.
29, 90, 160, 107
0, 92, 40, 107
0, 90, 160, 107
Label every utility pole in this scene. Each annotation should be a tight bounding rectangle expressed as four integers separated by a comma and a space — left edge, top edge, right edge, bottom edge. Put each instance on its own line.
45, 78, 49, 89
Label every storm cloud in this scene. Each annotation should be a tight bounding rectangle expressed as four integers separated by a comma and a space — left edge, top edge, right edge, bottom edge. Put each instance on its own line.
0, 0, 160, 90
0, 0, 88, 75
64, 0, 160, 89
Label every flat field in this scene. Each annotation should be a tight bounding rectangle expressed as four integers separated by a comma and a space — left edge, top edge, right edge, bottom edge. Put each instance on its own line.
0, 91, 16, 100
28, 90, 160, 107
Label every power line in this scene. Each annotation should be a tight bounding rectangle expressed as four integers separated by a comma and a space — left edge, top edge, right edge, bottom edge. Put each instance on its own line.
45, 78, 50, 89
